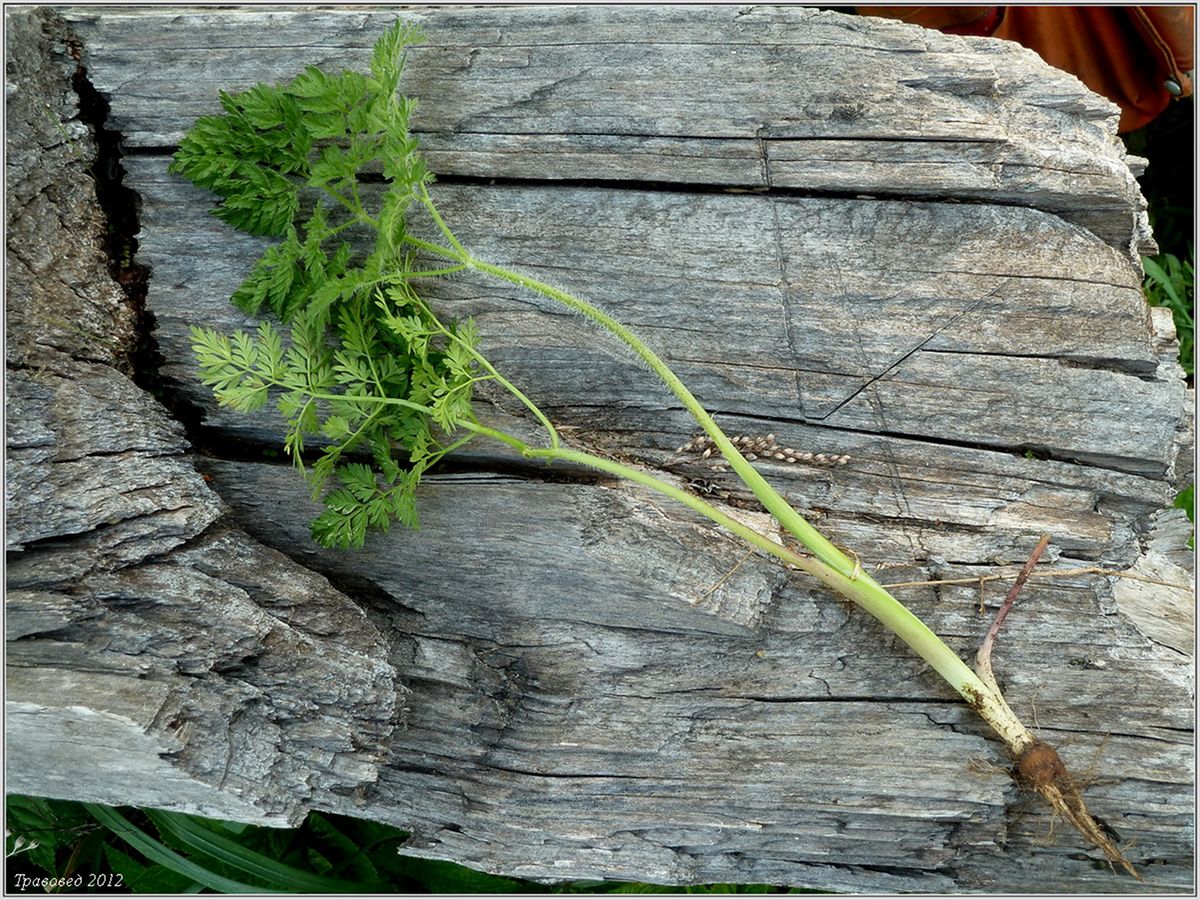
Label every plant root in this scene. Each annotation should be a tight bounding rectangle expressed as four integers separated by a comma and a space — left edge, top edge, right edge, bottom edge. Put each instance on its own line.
974, 535, 1139, 878
1015, 741, 1140, 879
977, 534, 1050, 685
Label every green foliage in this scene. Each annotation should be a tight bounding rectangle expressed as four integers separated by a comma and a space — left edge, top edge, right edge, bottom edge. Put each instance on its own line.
1142, 249, 1195, 377
1125, 101, 1194, 381
6, 795, 100, 880
190, 286, 481, 549
6, 797, 812, 894
102, 843, 197, 893
177, 20, 493, 550
171, 17, 429, 327
131, 17, 1184, 885
1174, 483, 1194, 521
1173, 482, 1194, 549
84, 804, 284, 893
170, 19, 425, 240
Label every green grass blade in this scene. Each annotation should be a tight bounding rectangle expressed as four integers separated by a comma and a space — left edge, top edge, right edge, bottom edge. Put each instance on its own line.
145, 809, 384, 893
302, 812, 383, 882
1143, 255, 1183, 307
83, 804, 283, 894
104, 843, 202, 893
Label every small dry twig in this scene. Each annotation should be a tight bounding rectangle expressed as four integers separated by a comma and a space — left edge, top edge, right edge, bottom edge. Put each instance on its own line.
695, 547, 756, 605
881, 566, 1189, 591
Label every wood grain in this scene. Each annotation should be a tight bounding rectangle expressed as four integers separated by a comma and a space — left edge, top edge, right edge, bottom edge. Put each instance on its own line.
6, 6, 405, 832
5, 6, 1192, 892
67, 5, 1154, 260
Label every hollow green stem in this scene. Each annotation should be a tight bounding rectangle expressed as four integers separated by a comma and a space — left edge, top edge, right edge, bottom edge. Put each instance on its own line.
404, 213, 858, 583
403, 223, 1034, 752
297, 380, 1031, 751
455, 423, 1032, 752
460, 254, 858, 576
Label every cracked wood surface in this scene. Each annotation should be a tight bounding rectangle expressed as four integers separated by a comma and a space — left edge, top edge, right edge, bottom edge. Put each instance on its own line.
67, 5, 1155, 262
7, 5, 1194, 892
6, 8, 405, 829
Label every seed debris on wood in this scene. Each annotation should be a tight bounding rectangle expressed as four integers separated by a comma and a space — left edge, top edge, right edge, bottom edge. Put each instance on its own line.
674, 434, 851, 472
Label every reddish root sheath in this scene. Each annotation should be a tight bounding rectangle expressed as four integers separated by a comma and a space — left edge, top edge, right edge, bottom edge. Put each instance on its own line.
1016, 740, 1069, 784
1015, 741, 1140, 879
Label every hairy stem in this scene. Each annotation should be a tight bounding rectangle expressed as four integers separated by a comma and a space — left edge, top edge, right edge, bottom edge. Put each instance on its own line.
438, 240, 861, 583
457, 419, 1032, 753
402, 219, 1035, 754
434, 323, 560, 449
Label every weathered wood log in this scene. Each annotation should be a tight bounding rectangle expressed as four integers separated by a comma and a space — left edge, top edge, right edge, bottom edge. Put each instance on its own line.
7, 6, 1193, 892
6, 7, 404, 828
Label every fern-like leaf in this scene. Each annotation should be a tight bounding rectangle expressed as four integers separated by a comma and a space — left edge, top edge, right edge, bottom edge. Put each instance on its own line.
178, 19, 476, 549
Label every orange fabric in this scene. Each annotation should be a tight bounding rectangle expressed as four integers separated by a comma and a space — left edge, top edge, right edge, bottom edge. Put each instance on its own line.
1130, 7, 1194, 92
857, 6, 1196, 131
857, 6, 1003, 35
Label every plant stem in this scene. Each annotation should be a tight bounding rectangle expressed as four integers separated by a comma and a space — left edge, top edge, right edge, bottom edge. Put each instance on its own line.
403, 234, 461, 262
538, 447, 1033, 752
420, 185, 469, 257
432, 322, 560, 449
407, 264, 468, 278
457, 252, 859, 579
455, 419, 1032, 753
401, 219, 1035, 754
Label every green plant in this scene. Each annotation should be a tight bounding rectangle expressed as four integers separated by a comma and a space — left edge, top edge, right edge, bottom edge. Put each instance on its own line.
174, 20, 1137, 877
1173, 482, 1195, 549
5, 795, 111, 892
1174, 483, 1194, 520
5, 797, 811, 893
1142, 249, 1195, 377
1125, 101, 1194, 381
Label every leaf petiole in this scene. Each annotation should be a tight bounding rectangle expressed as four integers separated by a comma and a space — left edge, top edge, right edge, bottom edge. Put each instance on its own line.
402, 234, 462, 261
405, 264, 468, 279
419, 184, 468, 257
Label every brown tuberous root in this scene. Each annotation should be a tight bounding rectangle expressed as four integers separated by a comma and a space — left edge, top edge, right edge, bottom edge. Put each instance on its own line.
1014, 740, 1140, 879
